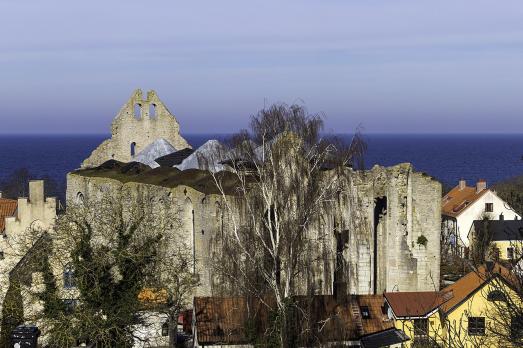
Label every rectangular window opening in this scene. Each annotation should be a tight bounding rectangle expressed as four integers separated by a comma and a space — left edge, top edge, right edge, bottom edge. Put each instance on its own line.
413, 319, 429, 338
468, 317, 485, 336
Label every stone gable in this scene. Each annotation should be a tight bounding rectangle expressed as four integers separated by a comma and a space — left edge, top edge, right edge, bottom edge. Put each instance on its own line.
82, 89, 190, 168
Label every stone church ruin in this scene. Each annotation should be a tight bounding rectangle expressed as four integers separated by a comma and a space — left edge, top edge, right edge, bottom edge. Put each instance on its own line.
68, 89, 443, 298
82, 89, 191, 168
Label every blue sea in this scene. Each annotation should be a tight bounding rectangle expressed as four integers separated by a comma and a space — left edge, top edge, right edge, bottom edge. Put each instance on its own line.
0, 134, 522, 199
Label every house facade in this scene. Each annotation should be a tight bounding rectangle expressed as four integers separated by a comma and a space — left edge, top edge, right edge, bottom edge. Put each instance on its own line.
442, 179, 520, 252
469, 219, 523, 261
386, 264, 523, 348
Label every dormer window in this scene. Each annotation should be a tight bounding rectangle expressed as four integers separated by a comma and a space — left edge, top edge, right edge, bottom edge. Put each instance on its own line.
360, 306, 371, 319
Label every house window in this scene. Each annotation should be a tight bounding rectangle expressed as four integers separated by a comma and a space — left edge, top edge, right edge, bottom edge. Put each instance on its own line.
0, 251, 4, 260
487, 290, 507, 302
360, 306, 371, 319
413, 319, 428, 337
64, 263, 76, 289
485, 203, 493, 212
508, 247, 515, 259
468, 317, 485, 336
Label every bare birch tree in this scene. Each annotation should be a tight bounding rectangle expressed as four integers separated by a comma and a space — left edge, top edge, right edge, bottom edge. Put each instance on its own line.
207, 104, 365, 347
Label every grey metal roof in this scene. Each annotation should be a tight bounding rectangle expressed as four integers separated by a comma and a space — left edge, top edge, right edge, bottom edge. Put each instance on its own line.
155, 148, 194, 167
361, 328, 409, 348
472, 219, 523, 241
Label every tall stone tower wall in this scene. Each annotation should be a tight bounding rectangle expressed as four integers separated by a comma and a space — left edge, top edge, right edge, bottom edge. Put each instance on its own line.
335, 164, 441, 294
82, 89, 191, 168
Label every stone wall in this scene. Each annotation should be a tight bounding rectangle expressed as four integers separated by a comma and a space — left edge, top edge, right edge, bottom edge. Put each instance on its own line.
0, 180, 57, 322
81, 89, 191, 168
67, 162, 442, 298
66, 173, 225, 297
335, 164, 441, 294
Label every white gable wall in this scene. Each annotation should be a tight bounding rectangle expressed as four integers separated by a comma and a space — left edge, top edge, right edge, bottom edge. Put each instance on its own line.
454, 190, 520, 247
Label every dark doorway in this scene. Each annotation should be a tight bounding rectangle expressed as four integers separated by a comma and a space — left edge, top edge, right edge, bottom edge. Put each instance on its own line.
373, 196, 387, 294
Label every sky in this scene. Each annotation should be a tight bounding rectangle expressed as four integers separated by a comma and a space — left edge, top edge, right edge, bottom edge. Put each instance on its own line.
1, 0, 523, 134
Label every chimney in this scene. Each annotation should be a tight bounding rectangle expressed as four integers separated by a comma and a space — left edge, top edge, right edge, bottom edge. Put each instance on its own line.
476, 179, 487, 193
499, 213, 504, 220
458, 179, 466, 190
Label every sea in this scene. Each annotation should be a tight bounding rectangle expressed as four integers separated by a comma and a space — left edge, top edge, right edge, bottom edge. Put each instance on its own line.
0, 134, 522, 199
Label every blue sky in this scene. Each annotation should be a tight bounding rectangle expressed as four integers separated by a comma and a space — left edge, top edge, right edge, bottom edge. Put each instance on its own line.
1, 0, 523, 134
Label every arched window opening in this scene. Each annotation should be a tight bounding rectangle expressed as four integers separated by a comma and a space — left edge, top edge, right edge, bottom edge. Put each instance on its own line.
76, 192, 84, 204
64, 263, 76, 289
149, 103, 156, 118
134, 103, 142, 119
487, 290, 507, 302
131, 142, 137, 157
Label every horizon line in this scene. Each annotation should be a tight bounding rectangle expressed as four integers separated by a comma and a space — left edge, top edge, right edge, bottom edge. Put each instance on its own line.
1, 131, 523, 136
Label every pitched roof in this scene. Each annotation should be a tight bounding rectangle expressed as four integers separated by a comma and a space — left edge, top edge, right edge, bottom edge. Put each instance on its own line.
133, 138, 177, 168
471, 219, 523, 241
0, 198, 17, 232
193, 295, 396, 346
384, 291, 451, 318
361, 328, 409, 348
155, 148, 194, 167
440, 263, 514, 314
442, 184, 488, 217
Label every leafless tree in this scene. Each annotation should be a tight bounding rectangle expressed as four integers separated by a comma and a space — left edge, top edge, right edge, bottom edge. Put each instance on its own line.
206, 103, 365, 347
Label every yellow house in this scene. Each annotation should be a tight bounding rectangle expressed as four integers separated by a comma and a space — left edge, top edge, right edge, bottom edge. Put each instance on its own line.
469, 219, 523, 261
384, 291, 448, 347
385, 263, 522, 347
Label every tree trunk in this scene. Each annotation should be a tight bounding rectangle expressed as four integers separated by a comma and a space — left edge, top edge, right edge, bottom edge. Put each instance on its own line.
169, 312, 177, 348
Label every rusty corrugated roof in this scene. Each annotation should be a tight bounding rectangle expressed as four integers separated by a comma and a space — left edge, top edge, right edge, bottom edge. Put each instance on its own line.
193, 294, 394, 345
357, 295, 396, 334
0, 198, 17, 232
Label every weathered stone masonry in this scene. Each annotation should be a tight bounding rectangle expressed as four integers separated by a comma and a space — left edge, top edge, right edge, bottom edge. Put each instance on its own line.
82, 89, 191, 168
67, 163, 441, 297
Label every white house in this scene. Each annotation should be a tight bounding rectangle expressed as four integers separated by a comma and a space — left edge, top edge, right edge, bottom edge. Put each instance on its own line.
441, 179, 520, 251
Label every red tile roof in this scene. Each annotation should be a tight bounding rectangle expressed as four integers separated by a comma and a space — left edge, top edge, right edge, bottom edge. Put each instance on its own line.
0, 198, 17, 232
384, 291, 451, 318
440, 263, 514, 314
442, 185, 488, 217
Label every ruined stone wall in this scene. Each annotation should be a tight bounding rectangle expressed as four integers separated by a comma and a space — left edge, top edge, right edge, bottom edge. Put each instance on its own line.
66, 162, 442, 299
0, 180, 57, 321
66, 173, 224, 297
333, 164, 441, 294
82, 89, 191, 168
